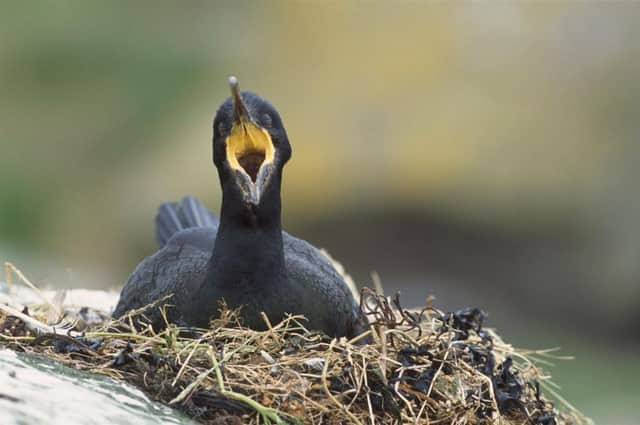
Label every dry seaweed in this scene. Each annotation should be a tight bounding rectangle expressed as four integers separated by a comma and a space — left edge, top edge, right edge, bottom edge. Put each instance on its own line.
1, 270, 592, 425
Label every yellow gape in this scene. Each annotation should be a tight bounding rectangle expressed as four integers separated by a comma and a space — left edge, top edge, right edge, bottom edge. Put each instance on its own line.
225, 120, 275, 182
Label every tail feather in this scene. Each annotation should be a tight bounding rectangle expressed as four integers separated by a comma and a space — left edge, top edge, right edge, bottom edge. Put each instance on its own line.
155, 202, 184, 247
155, 196, 218, 247
181, 195, 217, 228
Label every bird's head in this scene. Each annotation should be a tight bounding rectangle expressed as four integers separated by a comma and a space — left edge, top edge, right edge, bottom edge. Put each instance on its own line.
212, 77, 291, 208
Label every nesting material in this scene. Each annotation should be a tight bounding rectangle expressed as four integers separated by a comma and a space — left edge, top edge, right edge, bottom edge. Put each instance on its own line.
1, 270, 591, 425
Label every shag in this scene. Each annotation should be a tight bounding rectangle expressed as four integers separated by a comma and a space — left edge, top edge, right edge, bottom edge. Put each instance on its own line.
112, 77, 366, 339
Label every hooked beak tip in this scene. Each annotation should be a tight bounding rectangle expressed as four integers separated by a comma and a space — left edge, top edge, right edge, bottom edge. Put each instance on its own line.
229, 75, 248, 123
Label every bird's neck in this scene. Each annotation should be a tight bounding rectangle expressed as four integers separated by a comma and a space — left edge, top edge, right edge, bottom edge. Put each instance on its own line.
209, 179, 286, 284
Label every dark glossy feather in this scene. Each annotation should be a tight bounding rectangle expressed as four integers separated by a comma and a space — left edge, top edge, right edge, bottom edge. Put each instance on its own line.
113, 197, 365, 338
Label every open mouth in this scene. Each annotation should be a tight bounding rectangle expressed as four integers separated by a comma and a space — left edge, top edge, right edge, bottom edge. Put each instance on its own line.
237, 152, 265, 182
226, 121, 275, 182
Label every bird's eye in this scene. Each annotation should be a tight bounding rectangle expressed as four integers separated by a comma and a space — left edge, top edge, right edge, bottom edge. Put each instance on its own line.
217, 122, 227, 136
262, 114, 273, 129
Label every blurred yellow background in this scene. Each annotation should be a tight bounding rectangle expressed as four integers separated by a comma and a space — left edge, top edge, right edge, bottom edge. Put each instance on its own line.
1, 2, 638, 422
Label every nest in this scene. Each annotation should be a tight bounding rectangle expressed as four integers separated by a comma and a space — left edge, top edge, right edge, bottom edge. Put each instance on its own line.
0, 265, 591, 425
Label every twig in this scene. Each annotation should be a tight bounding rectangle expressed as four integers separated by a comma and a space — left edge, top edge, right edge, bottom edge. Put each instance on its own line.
321, 339, 363, 425
4, 262, 61, 319
0, 303, 75, 336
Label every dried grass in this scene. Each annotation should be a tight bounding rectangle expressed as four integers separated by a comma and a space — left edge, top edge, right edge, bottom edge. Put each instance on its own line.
0, 263, 592, 425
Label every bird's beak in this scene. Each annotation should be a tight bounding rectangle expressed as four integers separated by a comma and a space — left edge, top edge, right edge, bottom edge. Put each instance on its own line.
225, 76, 275, 205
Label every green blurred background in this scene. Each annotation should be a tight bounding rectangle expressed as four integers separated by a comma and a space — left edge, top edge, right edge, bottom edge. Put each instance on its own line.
1, 2, 638, 423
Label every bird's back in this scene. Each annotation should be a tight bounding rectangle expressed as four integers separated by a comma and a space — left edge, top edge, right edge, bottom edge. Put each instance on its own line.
111, 228, 214, 326
112, 197, 218, 325
281, 233, 362, 337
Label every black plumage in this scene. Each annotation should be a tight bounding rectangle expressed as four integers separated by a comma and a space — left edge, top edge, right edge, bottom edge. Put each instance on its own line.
112, 79, 366, 339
